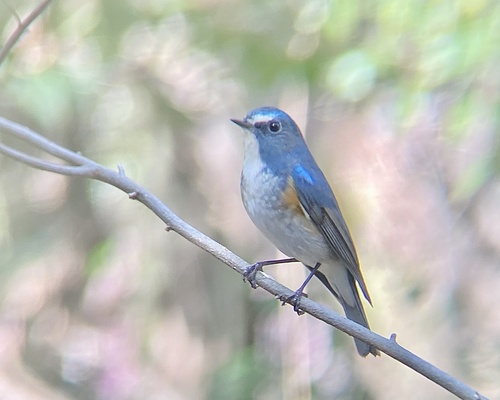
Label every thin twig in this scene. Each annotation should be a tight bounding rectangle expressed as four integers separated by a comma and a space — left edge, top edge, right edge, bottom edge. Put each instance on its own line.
3, 1, 22, 25
0, 116, 489, 400
0, 143, 96, 176
0, 0, 53, 66
0, 117, 90, 165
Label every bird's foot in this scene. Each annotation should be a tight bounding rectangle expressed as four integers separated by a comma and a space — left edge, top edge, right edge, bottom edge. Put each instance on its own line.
243, 262, 263, 289
243, 258, 297, 289
280, 290, 308, 315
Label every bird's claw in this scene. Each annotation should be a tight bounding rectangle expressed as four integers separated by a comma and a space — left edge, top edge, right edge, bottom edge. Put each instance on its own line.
280, 291, 308, 315
243, 262, 263, 289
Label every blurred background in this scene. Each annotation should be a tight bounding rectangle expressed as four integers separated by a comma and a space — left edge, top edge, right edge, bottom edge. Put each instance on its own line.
1, 0, 500, 399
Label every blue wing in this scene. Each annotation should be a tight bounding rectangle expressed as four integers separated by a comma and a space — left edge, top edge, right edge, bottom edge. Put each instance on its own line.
291, 163, 372, 305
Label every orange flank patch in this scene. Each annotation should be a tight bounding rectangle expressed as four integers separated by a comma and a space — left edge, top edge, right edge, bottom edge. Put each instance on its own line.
281, 176, 306, 217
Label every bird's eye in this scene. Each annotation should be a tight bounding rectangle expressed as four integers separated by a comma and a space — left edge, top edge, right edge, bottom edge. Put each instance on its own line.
269, 121, 281, 133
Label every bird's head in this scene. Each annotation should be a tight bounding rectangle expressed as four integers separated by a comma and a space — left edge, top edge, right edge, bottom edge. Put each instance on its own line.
231, 107, 305, 153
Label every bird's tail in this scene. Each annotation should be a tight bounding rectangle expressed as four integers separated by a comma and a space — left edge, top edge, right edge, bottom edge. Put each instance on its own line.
309, 267, 379, 357
339, 281, 379, 357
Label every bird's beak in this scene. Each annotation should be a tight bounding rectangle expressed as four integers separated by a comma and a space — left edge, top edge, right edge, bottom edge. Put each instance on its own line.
230, 118, 252, 129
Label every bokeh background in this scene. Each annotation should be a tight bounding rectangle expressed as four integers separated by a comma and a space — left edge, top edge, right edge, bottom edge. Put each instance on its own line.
1, 1, 500, 399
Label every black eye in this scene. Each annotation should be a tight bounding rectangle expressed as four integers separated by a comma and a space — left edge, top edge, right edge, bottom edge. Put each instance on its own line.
269, 121, 281, 133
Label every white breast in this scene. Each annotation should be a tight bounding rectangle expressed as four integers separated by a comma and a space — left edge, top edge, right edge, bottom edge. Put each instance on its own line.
240, 134, 279, 218
242, 134, 265, 185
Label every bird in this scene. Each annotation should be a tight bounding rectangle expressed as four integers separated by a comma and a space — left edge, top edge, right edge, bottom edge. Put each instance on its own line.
231, 106, 378, 357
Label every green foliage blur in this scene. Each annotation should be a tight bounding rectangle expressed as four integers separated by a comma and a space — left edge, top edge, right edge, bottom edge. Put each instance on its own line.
1, 1, 500, 399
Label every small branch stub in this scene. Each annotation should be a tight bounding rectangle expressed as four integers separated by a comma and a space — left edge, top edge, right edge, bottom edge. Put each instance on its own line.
117, 164, 126, 176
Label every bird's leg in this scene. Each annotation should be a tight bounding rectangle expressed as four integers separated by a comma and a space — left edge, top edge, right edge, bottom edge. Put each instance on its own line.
244, 257, 297, 289
280, 262, 321, 315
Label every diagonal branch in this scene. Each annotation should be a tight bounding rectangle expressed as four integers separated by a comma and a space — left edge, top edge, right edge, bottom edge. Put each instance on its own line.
0, 116, 489, 400
0, 0, 54, 66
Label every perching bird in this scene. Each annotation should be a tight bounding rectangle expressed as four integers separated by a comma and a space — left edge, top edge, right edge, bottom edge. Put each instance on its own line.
231, 107, 378, 357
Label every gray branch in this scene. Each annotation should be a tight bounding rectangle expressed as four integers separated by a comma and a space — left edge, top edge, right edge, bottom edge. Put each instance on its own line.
0, 116, 489, 400
0, 0, 54, 66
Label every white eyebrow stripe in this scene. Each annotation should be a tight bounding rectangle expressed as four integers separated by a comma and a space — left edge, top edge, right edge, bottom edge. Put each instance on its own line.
246, 113, 273, 124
